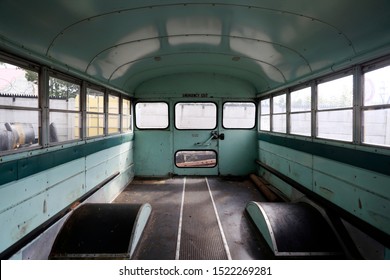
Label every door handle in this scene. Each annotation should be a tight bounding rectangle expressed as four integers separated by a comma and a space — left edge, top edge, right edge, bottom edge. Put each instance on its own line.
212, 131, 225, 140
195, 131, 221, 146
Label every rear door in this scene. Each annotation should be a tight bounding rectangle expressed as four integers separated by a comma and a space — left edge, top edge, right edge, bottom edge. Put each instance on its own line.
218, 101, 257, 176
172, 100, 257, 176
173, 101, 220, 176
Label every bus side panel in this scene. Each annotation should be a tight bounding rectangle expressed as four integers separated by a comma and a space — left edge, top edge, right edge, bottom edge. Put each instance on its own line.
0, 138, 134, 259
258, 139, 390, 236
85, 141, 133, 192
0, 159, 85, 255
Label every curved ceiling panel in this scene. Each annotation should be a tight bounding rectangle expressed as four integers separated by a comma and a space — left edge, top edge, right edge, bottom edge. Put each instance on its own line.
1, 0, 390, 95
126, 64, 264, 95
86, 35, 310, 85
109, 53, 273, 91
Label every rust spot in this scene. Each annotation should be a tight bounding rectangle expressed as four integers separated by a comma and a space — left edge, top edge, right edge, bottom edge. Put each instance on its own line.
70, 201, 81, 210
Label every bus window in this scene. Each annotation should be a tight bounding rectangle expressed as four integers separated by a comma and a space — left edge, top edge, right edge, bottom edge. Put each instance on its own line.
290, 87, 311, 136
135, 102, 169, 129
122, 98, 132, 132
86, 87, 105, 137
259, 98, 270, 131
175, 150, 217, 168
108, 94, 120, 134
363, 65, 390, 147
0, 61, 39, 152
223, 102, 255, 129
49, 76, 81, 143
317, 75, 353, 142
175, 102, 217, 130
272, 93, 287, 133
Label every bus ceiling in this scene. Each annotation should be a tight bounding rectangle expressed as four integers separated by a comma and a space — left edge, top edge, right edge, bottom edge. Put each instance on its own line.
1, 0, 390, 96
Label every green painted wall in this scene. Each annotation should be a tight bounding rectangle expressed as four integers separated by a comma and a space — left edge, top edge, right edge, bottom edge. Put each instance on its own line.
0, 135, 134, 256
134, 131, 173, 176
257, 135, 390, 238
134, 73, 257, 177
135, 73, 256, 98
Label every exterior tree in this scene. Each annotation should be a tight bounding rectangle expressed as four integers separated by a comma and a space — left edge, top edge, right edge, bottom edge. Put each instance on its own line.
25, 70, 79, 99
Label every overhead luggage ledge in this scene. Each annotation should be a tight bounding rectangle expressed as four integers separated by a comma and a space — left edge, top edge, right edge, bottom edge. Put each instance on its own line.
49, 203, 152, 259
246, 201, 344, 257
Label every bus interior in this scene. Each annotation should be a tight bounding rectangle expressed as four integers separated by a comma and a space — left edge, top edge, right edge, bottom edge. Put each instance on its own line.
0, 0, 390, 260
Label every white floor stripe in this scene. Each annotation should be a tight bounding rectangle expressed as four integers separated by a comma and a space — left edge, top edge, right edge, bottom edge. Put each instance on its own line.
205, 177, 232, 260
175, 176, 186, 260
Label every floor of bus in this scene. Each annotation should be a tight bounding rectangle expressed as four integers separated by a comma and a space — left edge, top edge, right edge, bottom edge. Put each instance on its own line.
114, 176, 275, 260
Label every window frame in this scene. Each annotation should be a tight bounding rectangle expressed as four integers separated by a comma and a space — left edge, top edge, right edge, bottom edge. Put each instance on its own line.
174, 101, 218, 130
121, 97, 132, 133
361, 63, 390, 147
86, 85, 106, 138
0, 57, 41, 154
135, 101, 169, 130
174, 149, 218, 168
222, 101, 256, 129
259, 98, 271, 132
107, 91, 121, 135
48, 71, 82, 144
289, 85, 312, 137
316, 73, 354, 142
271, 92, 287, 134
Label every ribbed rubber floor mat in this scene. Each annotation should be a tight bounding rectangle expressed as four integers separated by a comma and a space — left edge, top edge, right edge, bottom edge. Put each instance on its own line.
179, 178, 228, 260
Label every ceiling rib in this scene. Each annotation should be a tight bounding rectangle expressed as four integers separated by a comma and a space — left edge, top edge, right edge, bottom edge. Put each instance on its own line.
85, 34, 312, 74
107, 51, 287, 83
46, 3, 356, 57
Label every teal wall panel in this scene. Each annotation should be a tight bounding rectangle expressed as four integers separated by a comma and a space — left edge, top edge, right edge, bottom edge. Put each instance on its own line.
85, 164, 134, 204
313, 169, 390, 235
313, 156, 390, 199
0, 161, 18, 185
0, 133, 134, 186
0, 159, 85, 216
135, 73, 256, 98
258, 134, 390, 176
219, 130, 257, 176
43, 172, 86, 218
0, 137, 134, 256
258, 141, 313, 189
134, 131, 172, 177
0, 171, 85, 254
257, 136, 390, 237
